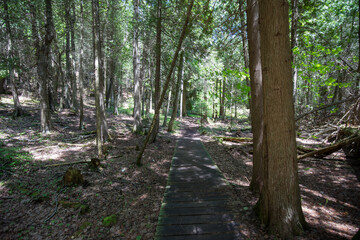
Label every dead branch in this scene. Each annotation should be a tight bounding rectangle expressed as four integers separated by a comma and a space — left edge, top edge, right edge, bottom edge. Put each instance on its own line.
295, 95, 360, 121
44, 160, 91, 167
297, 135, 360, 160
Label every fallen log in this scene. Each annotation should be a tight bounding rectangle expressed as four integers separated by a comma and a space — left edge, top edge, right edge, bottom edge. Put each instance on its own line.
215, 136, 253, 143
297, 135, 360, 160
44, 160, 91, 167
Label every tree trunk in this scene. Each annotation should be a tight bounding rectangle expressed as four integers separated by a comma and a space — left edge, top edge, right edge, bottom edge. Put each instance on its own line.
240, 1, 250, 110
137, 0, 194, 166
93, 0, 109, 158
168, 52, 183, 132
30, 0, 54, 133
356, 0, 360, 95
162, 89, 171, 127
291, 0, 299, 103
179, 55, 185, 120
71, 1, 78, 111
150, 0, 162, 143
247, 0, 264, 193
133, 0, 142, 133
79, 0, 85, 130
220, 77, 226, 119
256, 0, 306, 237
3, 0, 22, 117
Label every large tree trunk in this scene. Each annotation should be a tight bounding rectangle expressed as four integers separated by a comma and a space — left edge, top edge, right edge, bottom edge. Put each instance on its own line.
247, 0, 264, 193
256, 0, 306, 237
3, 0, 22, 117
132, 0, 142, 133
93, 0, 109, 158
150, 0, 162, 143
137, 0, 194, 166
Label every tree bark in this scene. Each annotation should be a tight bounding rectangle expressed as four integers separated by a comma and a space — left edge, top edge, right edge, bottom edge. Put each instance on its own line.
256, 0, 306, 237
132, 0, 142, 133
79, 0, 85, 130
3, 0, 22, 117
150, 0, 162, 143
30, 0, 55, 133
291, 0, 299, 103
137, 0, 194, 166
247, 0, 264, 193
93, 0, 109, 158
168, 51, 183, 132
70, 1, 78, 111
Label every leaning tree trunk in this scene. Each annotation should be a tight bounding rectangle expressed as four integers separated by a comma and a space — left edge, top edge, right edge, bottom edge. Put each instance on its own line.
256, 0, 307, 237
247, 0, 264, 193
132, 0, 142, 133
3, 0, 22, 117
137, 0, 194, 166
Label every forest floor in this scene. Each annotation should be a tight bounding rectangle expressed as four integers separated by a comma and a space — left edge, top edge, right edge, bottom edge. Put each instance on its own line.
0, 94, 359, 240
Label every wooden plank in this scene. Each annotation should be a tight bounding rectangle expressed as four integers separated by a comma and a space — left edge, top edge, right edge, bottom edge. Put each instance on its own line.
156, 222, 237, 236
161, 200, 228, 209
159, 206, 231, 216
155, 233, 240, 240
157, 214, 235, 225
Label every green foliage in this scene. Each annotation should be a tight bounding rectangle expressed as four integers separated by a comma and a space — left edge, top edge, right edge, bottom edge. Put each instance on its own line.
0, 146, 33, 176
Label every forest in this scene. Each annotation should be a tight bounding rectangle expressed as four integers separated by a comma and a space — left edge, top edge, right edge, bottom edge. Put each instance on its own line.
0, 0, 359, 239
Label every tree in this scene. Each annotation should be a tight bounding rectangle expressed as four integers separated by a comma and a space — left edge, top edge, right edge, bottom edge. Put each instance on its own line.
149, 0, 162, 143
79, 0, 85, 130
93, 0, 109, 158
247, 0, 264, 193
30, 0, 55, 133
132, 0, 142, 133
255, 0, 307, 237
137, 0, 195, 166
3, 0, 23, 117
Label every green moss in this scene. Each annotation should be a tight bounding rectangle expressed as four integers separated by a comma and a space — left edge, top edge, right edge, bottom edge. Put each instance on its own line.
102, 214, 117, 227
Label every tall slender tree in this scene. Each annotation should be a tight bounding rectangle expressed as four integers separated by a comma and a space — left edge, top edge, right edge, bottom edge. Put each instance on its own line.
79, 0, 85, 129
133, 0, 142, 133
149, 0, 162, 143
247, 0, 264, 193
30, 0, 55, 133
93, 0, 109, 158
3, 0, 23, 117
137, 0, 195, 166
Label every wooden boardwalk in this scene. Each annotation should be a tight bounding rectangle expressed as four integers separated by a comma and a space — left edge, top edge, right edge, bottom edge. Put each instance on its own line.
155, 139, 241, 240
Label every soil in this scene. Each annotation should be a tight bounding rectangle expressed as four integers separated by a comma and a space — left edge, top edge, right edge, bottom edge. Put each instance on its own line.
0, 94, 359, 239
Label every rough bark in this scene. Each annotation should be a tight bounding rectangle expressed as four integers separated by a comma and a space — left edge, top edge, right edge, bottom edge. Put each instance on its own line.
247, 0, 264, 193
137, 0, 194, 166
256, 0, 306, 237
150, 0, 162, 143
133, 0, 142, 133
3, 0, 22, 117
